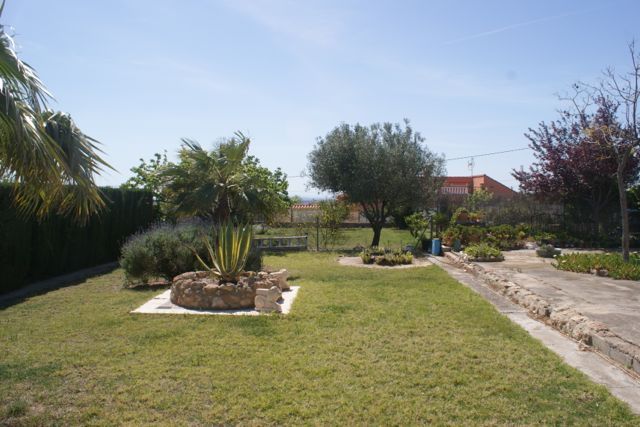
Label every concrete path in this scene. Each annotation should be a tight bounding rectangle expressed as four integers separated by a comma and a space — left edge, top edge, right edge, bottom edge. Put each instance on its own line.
430, 255, 640, 414
482, 250, 640, 353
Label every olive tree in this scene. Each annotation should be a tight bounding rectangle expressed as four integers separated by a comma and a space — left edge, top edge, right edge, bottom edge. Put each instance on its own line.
308, 120, 445, 247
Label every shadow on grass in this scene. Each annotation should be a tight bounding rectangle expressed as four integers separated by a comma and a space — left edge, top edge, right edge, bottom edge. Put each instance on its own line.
123, 283, 171, 293
0, 263, 118, 310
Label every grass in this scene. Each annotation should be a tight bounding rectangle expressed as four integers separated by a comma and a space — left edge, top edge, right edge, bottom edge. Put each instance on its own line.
1, 252, 638, 425
257, 226, 414, 250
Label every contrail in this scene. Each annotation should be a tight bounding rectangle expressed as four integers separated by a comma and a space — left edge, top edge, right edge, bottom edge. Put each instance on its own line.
443, 8, 601, 46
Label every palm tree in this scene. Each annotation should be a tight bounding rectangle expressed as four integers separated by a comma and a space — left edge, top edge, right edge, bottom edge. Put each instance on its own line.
0, 1, 110, 221
163, 132, 261, 222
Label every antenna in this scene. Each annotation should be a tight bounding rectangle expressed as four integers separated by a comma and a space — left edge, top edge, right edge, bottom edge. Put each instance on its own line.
467, 157, 475, 176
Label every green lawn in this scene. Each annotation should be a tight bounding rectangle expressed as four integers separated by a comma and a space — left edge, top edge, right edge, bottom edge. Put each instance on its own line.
1, 252, 637, 425
257, 226, 414, 250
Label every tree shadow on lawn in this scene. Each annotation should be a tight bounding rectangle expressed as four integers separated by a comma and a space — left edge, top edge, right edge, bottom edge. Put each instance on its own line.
123, 282, 170, 293
0, 263, 118, 310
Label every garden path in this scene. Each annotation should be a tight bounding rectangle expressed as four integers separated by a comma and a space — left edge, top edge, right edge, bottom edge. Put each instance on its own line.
483, 250, 640, 350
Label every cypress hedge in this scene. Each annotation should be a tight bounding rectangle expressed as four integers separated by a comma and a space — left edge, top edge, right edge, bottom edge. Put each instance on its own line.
0, 185, 154, 294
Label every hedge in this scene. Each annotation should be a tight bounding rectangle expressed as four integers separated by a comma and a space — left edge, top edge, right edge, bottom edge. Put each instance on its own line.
0, 185, 154, 294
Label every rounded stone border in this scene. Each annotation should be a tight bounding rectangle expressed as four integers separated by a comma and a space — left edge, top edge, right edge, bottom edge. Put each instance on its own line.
338, 256, 432, 269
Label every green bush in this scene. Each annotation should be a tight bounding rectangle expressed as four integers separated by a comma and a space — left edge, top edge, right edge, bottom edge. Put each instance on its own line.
534, 231, 557, 245
443, 224, 525, 250
553, 252, 640, 280
484, 224, 525, 250
359, 247, 413, 266
442, 225, 483, 246
464, 243, 504, 261
0, 185, 154, 293
536, 244, 561, 258
405, 212, 429, 246
360, 246, 386, 264
120, 221, 208, 284
374, 251, 413, 266
120, 220, 263, 285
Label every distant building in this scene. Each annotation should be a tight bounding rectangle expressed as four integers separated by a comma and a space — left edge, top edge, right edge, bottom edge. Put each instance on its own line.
440, 174, 516, 198
279, 203, 368, 224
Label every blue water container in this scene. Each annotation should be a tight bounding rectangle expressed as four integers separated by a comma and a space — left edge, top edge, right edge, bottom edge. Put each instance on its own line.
431, 238, 442, 256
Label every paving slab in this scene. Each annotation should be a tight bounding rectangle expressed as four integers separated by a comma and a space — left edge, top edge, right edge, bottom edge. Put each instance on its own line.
132, 286, 300, 315
483, 250, 640, 349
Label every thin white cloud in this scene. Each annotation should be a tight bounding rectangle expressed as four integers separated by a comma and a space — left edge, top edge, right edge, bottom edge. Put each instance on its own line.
443, 8, 601, 46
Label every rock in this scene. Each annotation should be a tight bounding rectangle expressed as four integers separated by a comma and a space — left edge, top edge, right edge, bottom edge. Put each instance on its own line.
171, 273, 258, 310
269, 269, 290, 291
255, 286, 282, 313
170, 270, 288, 310
172, 271, 210, 282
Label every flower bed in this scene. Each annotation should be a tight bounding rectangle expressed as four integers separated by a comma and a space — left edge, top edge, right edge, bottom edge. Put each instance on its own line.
463, 243, 504, 262
359, 247, 413, 266
553, 252, 640, 280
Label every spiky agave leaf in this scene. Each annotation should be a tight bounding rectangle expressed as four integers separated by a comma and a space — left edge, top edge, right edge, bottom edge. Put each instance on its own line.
195, 222, 253, 282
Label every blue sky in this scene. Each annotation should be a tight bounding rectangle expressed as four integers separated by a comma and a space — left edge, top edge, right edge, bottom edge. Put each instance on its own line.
4, 0, 640, 198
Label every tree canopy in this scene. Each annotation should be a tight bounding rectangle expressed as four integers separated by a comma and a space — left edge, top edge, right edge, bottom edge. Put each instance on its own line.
121, 151, 170, 219
513, 105, 639, 237
308, 120, 445, 246
162, 132, 290, 223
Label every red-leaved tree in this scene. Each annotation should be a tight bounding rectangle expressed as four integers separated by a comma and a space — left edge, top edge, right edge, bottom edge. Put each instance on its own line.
513, 103, 639, 239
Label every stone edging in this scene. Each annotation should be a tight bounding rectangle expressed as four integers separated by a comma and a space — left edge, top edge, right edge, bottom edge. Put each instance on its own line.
444, 251, 640, 376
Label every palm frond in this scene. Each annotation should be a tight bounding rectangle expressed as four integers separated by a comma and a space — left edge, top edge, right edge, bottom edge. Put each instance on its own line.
0, 17, 111, 222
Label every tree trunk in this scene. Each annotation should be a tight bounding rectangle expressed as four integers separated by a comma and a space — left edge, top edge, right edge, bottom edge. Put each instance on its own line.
617, 169, 630, 261
371, 223, 383, 247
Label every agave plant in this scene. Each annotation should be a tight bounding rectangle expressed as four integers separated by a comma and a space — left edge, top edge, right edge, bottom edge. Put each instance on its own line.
194, 222, 253, 282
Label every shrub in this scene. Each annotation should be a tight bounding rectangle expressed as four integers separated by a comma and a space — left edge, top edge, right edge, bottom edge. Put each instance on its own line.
442, 225, 483, 246
405, 212, 430, 246
536, 244, 561, 258
534, 232, 557, 245
374, 251, 413, 266
464, 243, 504, 261
443, 224, 525, 250
120, 220, 262, 285
359, 247, 413, 266
553, 252, 640, 280
484, 224, 524, 250
450, 207, 470, 226
360, 246, 386, 264
318, 200, 350, 249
